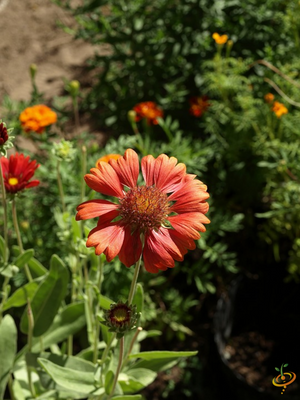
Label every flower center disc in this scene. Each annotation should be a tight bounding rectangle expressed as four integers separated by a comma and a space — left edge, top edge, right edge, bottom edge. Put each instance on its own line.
8, 177, 19, 186
119, 186, 170, 232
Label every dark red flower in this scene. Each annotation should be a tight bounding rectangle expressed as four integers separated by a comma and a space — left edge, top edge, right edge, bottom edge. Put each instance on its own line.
0, 152, 40, 194
0, 122, 8, 146
133, 101, 163, 125
189, 96, 210, 117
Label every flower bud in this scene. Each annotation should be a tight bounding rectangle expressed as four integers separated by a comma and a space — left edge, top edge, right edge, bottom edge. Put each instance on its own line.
102, 301, 139, 338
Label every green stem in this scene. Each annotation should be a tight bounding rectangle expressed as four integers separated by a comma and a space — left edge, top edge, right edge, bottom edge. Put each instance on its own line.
12, 199, 32, 282
80, 145, 87, 204
0, 160, 8, 263
56, 160, 66, 213
0, 276, 10, 322
121, 327, 143, 370
27, 300, 36, 397
107, 336, 124, 400
93, 257, 103, 364
127, 254, 142, 305
99, 333, 116, 386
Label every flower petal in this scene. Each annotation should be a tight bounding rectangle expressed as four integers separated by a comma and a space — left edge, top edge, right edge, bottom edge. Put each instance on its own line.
87, 222, 125, 262
109, 148, 139, 189
118, 228, 142, 267
76, 200, 119, 221
84, 164, 123, 197
168, 212, 210, 241
141, 155, 156, 186
143, 229, 183, 273
154, 154, 186, 192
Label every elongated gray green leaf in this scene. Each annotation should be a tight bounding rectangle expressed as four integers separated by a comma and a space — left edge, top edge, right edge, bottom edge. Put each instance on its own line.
132, 283, 144, 314
0, 315, 17, 399
0, 236, 6, 262
2, 281, 39, 311
105, 370, 114, 395
38, 358, 97, 395
20, 254, 69, 336
129, 351, 198, 372
12, 247, 47, 277
27, 257, 47, 277
17, 303, 86, 361
14, 249, 34, 269
119, 369, 156, 394
112, 396, 142, 400
128, 350, 197, 360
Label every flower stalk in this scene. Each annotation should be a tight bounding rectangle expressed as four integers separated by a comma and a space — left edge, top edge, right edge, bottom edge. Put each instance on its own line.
12, 199, 33, 282
107, 336, 124, 400
56, 160, 66, 213
0, 160, 8, 263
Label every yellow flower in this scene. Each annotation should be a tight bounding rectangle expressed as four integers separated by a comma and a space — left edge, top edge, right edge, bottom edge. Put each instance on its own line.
264, 93, 275, 104
212, 32, 228, 45
272, 101, 288, 118
96, 154, 122, 168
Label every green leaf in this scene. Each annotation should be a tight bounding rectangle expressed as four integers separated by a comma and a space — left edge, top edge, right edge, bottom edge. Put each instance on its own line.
100, 295, 114, 310
132, 283, 144, 314
112, 395, 143, 399
2, 281, 39, 311
275, 367, 280, 371
16, 302, 86, 361
129, 351, 198, 372
0, 236, 7, 262
105, 370, 114, 395
129, 351, 198, 360
20, 255, 69, 336
119, 369, 156, 394
38, 358, 98, 395
72, 216, 82, 243
12, 247, 47, 277
0, 315, 17, 399
284, 363, 289, 367
14, 249, 34, 269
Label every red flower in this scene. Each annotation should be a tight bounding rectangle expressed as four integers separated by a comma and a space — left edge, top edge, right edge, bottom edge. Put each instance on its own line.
0, 153, 40, 194
189, 96, 210, 117
133, 101, 163, 125
76, 149, 210, 273
0, 122, 8, 146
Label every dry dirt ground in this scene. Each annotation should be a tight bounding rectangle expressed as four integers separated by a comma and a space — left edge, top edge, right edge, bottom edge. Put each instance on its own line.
0, 0, 93, 103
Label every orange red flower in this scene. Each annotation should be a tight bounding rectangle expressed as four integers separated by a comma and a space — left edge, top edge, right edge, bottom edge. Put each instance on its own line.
19, 105, 57, 134
76, 149, 210, 273
0, 152, 40, 194
96, 154, 122, 168
212, 33, 228, 45
264, 93, 275, 104
272, 101, 288, 118
133, 101, 163, 125
189, 96, 210, 117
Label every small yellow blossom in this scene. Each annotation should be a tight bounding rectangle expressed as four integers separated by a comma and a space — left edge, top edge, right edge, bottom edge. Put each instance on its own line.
212, 32, 228, 45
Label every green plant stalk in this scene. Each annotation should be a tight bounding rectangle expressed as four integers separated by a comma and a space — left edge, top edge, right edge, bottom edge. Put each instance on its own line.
107, 336, 124, 400
0, 160, 8, 263
121, 327, 143, 370
12, 199, 33, 282
80, 145, 87, 204
127, 254, 143, 305
56, 160, 66, 213
27, 300, 36, 398
93, 256, 103, 364
99, 332, 116, 388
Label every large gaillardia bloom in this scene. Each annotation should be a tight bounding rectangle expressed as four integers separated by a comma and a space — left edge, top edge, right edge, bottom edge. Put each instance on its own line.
0, 152, 40, 194
76, 149, 209, 273
19, 104, 57, 134
133, 101, 163, 125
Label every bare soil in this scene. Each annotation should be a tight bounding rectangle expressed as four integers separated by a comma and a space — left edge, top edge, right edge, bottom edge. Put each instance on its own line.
0, 0, 93, 103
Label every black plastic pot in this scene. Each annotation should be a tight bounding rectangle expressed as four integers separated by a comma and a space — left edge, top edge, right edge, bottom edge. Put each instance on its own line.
213, 274, 300, 400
